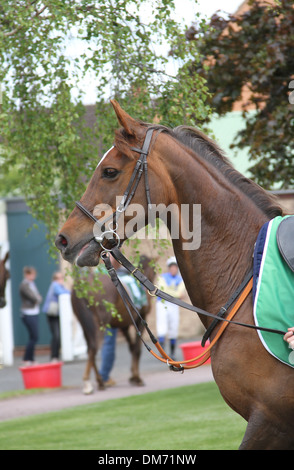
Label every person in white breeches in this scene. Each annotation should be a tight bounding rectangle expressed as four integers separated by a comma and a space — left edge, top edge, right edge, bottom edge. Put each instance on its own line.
155, 257, 185, 359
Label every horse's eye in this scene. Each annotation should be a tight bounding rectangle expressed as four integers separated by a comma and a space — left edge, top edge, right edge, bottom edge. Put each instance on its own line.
102, 168, 119, 179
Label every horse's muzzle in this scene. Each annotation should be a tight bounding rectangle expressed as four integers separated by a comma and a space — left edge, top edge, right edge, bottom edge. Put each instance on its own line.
55, 233, 101, 267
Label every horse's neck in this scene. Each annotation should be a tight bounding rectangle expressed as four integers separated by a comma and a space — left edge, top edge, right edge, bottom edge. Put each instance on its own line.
162, 143, 267, 321
172, 221, 255, 317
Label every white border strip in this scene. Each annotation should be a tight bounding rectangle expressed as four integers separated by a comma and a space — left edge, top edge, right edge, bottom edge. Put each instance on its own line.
253, 219, 273, 353
96, 146, 114, 168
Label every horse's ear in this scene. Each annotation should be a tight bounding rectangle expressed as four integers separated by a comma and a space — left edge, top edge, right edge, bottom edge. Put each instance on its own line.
4, 252, 9, 263
110, 100, 139, 136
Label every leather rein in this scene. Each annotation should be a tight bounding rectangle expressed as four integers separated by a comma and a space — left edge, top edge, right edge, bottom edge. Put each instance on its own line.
75, 128, 287, 371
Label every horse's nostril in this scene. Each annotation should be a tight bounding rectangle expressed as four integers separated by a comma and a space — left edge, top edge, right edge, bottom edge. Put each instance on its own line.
55, 234, 68, 251
60, 236, 67, 246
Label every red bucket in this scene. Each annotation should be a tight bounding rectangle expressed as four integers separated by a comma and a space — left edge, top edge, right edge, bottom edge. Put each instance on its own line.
19, 362, 63, 389
180, 341, 211, 365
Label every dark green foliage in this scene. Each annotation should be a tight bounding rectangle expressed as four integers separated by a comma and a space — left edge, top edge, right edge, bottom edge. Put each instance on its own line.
0, 1, 211, 244
189, 0, 294, 188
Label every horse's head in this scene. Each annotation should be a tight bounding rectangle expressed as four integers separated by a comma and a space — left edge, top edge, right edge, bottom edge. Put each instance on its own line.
56, 101, 173, 267
0, 251, 10, 308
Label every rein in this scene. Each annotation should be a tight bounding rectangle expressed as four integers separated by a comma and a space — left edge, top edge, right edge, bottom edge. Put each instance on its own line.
75, 127, 288, 371
102, 247, 286, 370
101, 248, 251, 370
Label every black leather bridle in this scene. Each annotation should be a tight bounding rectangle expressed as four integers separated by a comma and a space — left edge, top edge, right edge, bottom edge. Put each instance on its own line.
75, 127, 287, 371
75, 128, 155, 251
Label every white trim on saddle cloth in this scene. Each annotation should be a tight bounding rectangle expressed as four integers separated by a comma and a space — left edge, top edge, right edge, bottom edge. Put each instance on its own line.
253, 216, 294, 368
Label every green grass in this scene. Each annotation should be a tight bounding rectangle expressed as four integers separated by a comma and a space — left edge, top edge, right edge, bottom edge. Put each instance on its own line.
0, 382, 246, 450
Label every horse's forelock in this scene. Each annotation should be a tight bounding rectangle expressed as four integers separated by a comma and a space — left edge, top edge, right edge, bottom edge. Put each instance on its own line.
114, 128, 143, 160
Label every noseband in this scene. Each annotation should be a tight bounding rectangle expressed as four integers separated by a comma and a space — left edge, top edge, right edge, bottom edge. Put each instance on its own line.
75, 127, 155, 251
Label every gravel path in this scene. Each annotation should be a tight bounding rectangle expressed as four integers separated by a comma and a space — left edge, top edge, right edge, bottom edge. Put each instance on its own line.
0, 339, 213, 422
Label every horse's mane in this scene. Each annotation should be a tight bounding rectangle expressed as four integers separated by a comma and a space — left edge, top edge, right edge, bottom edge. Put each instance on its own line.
115, 123, 283, 219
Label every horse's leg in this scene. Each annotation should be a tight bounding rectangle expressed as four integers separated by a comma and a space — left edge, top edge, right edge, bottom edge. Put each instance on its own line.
82, 354, 94, 395
131, 326, 144, 386
83, 339, 105, 393
121, 325, 144, 386
83, 351, 105, 393
93, 354, 105, 391
214, 326, 294, 450
239, 410, 294, 450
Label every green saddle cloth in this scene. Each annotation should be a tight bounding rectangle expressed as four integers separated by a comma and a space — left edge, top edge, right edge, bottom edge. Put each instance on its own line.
117, 270, 148, 310
253, 216, 294, 368
96, 265, 148, 310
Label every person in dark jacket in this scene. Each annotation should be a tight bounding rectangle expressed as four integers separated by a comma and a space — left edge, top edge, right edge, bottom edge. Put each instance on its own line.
19, 266, 42, 366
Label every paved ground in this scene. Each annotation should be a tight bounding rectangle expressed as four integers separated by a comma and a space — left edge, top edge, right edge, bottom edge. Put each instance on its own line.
0, 338, 214, 422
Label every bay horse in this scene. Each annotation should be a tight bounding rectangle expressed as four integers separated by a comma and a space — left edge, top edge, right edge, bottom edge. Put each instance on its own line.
71, 255, 155, 394
0, 252, 9, 309
55, 100, 294, 450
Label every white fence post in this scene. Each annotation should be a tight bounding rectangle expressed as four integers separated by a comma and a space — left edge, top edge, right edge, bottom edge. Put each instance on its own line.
59, 293, 74, 362
59, 293, 87, 361
0, 277, 14, 366
0, 201, 14, 366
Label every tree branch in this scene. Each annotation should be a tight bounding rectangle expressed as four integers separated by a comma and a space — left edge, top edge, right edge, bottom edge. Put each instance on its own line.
3, 4, 48, 37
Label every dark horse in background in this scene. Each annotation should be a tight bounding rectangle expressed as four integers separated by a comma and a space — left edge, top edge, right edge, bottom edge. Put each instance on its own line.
0, 252, 9, 309
56, 100, 294, 449
71, 255, 155, 394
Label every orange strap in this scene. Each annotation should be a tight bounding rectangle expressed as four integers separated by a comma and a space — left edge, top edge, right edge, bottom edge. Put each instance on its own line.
152, 277, 253, 370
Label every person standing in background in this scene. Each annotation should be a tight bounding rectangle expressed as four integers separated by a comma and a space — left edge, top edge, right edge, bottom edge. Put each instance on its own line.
156, 257, 185, 360
19, 266, 42, 366
43, 271, 70, 362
